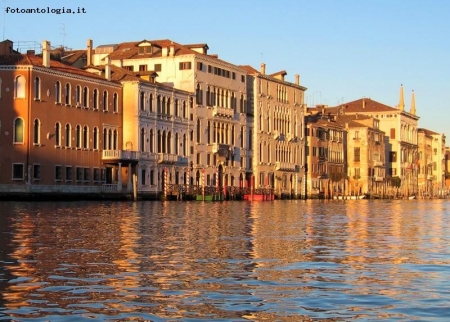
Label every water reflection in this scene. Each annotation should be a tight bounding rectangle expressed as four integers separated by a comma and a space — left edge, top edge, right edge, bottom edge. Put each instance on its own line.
0, 200, 449, 320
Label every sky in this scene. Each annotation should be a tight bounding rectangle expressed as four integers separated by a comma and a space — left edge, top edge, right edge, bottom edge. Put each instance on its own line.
3, 0, 449, 139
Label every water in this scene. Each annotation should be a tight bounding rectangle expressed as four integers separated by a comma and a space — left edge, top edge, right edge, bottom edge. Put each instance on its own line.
1, 199, 450, 321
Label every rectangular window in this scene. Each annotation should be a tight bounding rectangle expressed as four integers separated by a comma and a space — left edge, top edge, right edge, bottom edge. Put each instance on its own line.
232, 72, 236, 80
65, 166, 72, 181
139, 65, 147, 71
55, 165, 62, 181
33, 164, 41, 180
208, 65, 212, 73
207, 153, 211, 165
197, 62, 203, 71
101, 168, 106, 182
179, 62, 192, 70
241, 75, 245, 82
389, 151, 397, 162
154, 64, 161, 72
354, 147, 360, 162
196, 153, 201, 165
390, 128, 395, 139
124, 66, 134, 71
12, 163, 24, 180
84, 168, 90, 182
93, 168, 100, 182
76, 167, 83, 181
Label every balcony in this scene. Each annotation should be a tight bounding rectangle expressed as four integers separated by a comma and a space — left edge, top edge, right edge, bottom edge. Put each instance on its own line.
213, 106, 234, 118
427, 175, 436, 181
102, 150, 139, 162
373, 161, 384, 168
373, 175, 384, 182
275, 161, 296, 172
139, 151, 158, 161
212, 143, 231, 157
158, 153, 178, 163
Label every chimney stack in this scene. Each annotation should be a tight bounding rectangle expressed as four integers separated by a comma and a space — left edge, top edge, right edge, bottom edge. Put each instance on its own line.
260, 63, 266, 75
42, 40, 50, 68
295, 74, 300, 85
105, 56, 111, 81
87, 39, 93, 66
169, 42, 175, 57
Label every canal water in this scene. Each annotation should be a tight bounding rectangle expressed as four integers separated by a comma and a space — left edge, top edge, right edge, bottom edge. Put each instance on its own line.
0, 199, 449, 321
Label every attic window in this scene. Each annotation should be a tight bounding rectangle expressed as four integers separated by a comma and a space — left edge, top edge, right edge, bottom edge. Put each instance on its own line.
139, 45, 151, 54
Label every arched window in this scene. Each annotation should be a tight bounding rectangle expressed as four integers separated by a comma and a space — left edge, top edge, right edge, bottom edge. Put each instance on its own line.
76, 125, 82, 148
175, 133, 179, 155
140, 91, 145, 111
149, 94, 153, 112
93, 127, 99, 150
113, 129, 118, 150
196, 119, 201, 144
103, 129, 108, 150
108, 129, 112, 150
75, 85, 81, 106
55, 122, 61, 146
149, 129, 154, 153
14, 75, 26, 98
157, 130, 161, 153
82, 86, 88, 108
55, 81, 61, 104
33, 119, 40, 145
34, 77, 41, 100
157, 95, 161, 114
174, 99, 179, 117
113, 93, 118, 112
140, 128, 145, 152
162, 131, 167, 153
65, 123, 71, 147
182, 101, 187, 118
162, 97, 166, 114
167, 98, 171, 115
93, 89, 98, 109
102, 90, 108, 111
196, 83, 202, 105
13, 118, 24, 143
167, 131, 172, 154
65, 83, 71, 105
83, 126, 89, 149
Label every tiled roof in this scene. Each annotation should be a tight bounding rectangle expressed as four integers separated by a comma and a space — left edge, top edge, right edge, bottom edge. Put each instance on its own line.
60, 50, 86, 65
239, 65, 259, 74
418, 128, 439, 136
335, 98, 396, 113
0, 54, 116, 82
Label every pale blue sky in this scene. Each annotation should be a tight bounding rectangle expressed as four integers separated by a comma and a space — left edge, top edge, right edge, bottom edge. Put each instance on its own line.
4, 0, 449, 139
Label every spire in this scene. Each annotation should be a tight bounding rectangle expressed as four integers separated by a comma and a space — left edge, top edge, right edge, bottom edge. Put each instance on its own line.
410, 90, 416, 115
398, 84, 405, 111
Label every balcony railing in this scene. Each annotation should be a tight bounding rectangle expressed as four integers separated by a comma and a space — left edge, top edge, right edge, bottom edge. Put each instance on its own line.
213, 106, 234, 118
158, 153, 178, 163
373, 161, 384, 168
373, 176, 384, 182
275, 161, 296, 171
102, 150, 139, 161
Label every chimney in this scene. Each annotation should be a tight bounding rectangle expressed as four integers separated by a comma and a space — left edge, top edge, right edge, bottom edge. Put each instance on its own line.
260, 63, 266, 74
27, 50, 35, 56
87, 39, 93, 66
105, 56, 111, 81
169, 42, 175, 57
162, 46, 168, 57
42, 40, 50, 68
295, 74, 300, 85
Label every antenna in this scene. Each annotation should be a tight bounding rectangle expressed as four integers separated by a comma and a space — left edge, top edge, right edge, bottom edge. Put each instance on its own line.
60, 23, 67, 49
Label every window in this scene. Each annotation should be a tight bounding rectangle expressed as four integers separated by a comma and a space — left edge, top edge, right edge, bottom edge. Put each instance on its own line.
390, 128, 395, 139
354, 131, 359, 139
12, 164, 24, 180
241, 75, 245, 83
102, 90, 108, 111
76, 167, 83, 181
354, 147, 360, 162
196, 84, 203, 105
389, 151, 397, 162
55, 122, 61, 146
124, 66, 134, 71
93, 89, 98, 109
197, 62, 203, 71
33, 164, 41, 180
14, 75, 26, 98
93, 127, 99, 150
65, 123, 71, 147
84, 168, 90, 182
113, 93, 118, 112
55, 81, 61, 104
65, 83, 71, 105
33, 119, 40, 145
93, 168, 100, 182
76, 85, 81, 106
14, 118, 24, 143
154, 64, 161, 72
139, 64, 147, 71
65, 166, 72, 181
140, 91, 145, 111
179, 62, 191, 70
55, 165, 62, 181
141, 169, 146, 185
82, 87, 88, 108
34, 77, 41, 100
83, 126, 89, 149
76, 125, 82, 148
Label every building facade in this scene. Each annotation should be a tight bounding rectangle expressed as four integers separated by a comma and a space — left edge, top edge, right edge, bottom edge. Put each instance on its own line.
0, 40, 125, 197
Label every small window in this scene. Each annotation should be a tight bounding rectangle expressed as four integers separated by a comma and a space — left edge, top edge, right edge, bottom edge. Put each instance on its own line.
84, 168, 90, 182
33, 164, 41, 180
76, 167, 83, 181
241, 75, 245, 83
154, 64, 161, 72
139, 65, 147, 71
124, 66, 134, 71
55, 81, 61, 104
197, 62, 203, 71
14, 118, 24, 143
12, 163, 24, 180
14, 75, 26, 98
179, 62, 191, 70
55, 165, 62, 181
65, 166, 72, 181
34, 77, 41, 100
